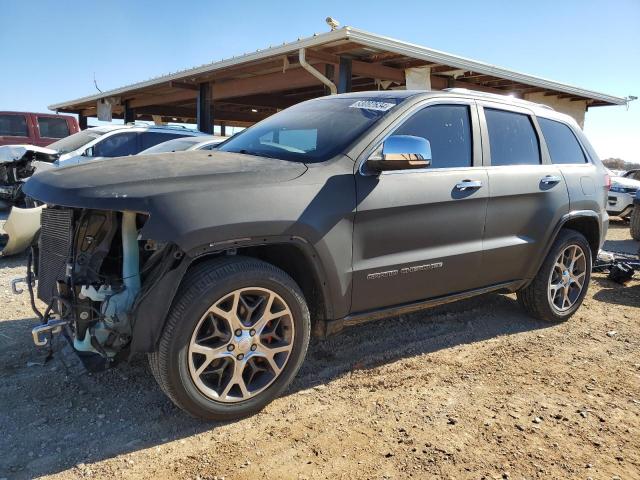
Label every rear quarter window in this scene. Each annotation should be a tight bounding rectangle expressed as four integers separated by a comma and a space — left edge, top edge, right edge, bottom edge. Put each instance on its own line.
38, 117, 70, 139
537, 117, 587, 164
0, 114, 28, 137
139, 132, 187, 150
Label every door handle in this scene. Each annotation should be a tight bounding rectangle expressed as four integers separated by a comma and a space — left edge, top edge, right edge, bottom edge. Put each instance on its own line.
455, 180, 483, 191
541, 175, 562, 185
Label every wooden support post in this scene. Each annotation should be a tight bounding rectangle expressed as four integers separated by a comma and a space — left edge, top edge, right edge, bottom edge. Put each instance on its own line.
197, 82, 213, 133
78, 113, 88, 130
220, 123, 226, 136
124, 101, 136, 124
338, 57, 352, 93
324, 64, 335, 96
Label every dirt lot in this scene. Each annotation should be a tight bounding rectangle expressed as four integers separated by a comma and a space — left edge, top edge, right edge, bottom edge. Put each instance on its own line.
0, 215, 638, 480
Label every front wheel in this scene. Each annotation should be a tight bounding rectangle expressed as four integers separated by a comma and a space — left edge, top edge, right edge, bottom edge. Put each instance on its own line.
517, 229, 592, 322
149, 256, 310, 420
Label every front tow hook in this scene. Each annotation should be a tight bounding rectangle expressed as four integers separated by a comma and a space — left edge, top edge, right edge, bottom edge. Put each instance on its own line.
11, 277, 34, 295
32, 320, 69, 347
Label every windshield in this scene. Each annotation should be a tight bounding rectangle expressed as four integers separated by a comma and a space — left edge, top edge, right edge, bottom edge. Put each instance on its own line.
47, 129, 107, 155
217, 96, 407, 163
139, 136, 203, 154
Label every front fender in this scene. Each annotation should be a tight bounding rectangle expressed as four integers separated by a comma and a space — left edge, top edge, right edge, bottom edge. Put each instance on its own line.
129, 236, 335, 353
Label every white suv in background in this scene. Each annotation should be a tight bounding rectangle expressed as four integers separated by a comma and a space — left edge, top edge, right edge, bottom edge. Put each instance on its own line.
606, 168, 640, 219
53, 124, 206, 167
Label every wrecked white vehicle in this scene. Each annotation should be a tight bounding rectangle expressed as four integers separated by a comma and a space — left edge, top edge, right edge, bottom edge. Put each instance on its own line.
0, 125, 204, 208
0, 145, 57, 208
0, 126, 205, 257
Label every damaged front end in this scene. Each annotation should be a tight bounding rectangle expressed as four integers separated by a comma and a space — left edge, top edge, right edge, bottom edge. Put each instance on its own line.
0, 145, 58, 207
21, 206, 184, 368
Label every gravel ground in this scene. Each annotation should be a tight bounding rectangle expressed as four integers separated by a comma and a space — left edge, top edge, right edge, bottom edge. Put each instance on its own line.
0, 213, 638, 480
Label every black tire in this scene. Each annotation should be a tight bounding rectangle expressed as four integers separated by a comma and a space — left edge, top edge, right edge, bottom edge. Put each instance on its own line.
517, 229, 592, 322
148, 256, 310, 420
631, 206, 640, 241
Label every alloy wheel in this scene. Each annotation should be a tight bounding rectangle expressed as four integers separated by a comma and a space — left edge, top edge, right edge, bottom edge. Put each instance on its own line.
188, 287, 295, 403
547, 244, 587, 312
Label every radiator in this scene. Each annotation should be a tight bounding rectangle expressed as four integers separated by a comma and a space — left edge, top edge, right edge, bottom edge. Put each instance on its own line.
37, 208, 73, 306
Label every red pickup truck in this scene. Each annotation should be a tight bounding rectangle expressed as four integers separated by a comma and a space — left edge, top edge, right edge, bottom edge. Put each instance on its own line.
0, 111, 79, 147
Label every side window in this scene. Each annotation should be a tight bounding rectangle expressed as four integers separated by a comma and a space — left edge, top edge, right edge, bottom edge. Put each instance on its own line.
38, 117, 70, 139
0, 114, 28, 137
392, 104, 472, 168
93, 132, 139, 157
485, 108, 540, 166
140, 132, 186, 150
537, 117, 587, 165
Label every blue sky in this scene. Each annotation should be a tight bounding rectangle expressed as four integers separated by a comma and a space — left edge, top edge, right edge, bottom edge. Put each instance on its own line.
1, 0, 638, 162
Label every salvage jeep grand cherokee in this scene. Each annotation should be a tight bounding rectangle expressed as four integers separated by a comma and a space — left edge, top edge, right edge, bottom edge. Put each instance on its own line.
18, 90, 609, 420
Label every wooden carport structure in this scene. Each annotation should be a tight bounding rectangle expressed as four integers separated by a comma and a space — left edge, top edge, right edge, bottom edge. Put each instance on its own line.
49, 27, 627, 132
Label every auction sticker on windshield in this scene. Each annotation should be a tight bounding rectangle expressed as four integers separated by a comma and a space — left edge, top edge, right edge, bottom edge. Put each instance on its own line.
349, 100, 396, 112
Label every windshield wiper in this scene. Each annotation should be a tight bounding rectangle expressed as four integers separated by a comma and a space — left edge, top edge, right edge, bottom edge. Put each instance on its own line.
237, 149, 276, 159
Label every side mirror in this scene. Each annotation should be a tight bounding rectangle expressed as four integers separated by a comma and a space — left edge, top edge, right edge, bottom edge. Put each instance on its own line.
83, 147, 93, 157
366, 135, 432, 172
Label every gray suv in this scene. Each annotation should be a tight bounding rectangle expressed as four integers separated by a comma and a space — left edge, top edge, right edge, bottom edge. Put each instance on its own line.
20, 89, 609, 420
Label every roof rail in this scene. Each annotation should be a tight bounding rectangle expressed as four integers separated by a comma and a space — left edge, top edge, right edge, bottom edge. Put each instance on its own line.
443, 88, 554, 110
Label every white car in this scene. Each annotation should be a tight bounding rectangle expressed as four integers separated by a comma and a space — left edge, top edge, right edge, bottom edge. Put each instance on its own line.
52, 124, 206, 167
607, 169, 640, 219
138, 135, 227, 154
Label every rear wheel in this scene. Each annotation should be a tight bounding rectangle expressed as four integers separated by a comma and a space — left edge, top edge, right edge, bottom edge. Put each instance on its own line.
517, 229, 592, 322
149, 256, 310, 420
631, 206, 640, 241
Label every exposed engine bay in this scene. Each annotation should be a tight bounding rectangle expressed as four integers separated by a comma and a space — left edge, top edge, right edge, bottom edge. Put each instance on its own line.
0, 145, 58, 206
25, 206, 184, 367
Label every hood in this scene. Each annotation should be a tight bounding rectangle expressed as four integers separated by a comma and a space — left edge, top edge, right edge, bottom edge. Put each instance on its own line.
0, 144, 58, 164
23, 150, 308, 211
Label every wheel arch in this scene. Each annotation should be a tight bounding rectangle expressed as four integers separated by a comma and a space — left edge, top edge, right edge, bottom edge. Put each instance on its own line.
525, 210, 601, 288
130, 237, 332, 353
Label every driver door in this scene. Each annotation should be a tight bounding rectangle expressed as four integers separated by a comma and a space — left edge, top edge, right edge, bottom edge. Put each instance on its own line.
351, 101, 489, 313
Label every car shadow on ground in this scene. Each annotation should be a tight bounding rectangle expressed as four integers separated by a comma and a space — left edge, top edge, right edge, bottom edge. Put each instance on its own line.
591, 277, 640, 308
0, 292, 551, 478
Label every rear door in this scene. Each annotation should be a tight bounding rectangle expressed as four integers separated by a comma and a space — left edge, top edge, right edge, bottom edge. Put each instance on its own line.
351, 99, 489, 313
478, 102, 569, 284
0, 112, 32, 146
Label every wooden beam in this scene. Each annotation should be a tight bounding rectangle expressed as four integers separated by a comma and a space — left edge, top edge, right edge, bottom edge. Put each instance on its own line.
323, 42, 363, 55
212, 67, 320, 100
306, 50, 405, 83
136, 105, 270, 123
129, 90, 196, 109
430, 65, 466, 74
221, 94, 297, 109
169, 81, 199, 91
